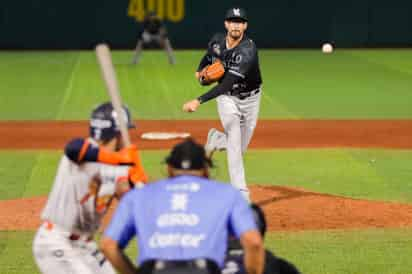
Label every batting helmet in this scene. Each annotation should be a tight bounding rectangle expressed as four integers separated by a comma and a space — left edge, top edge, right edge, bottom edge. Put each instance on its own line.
89, 102, 135, 142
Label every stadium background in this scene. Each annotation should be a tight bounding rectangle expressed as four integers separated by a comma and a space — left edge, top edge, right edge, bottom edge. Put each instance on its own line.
2, 0, 412, 49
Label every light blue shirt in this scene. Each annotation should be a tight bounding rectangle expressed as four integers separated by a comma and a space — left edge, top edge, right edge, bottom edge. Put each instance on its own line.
104, 175, 256, 267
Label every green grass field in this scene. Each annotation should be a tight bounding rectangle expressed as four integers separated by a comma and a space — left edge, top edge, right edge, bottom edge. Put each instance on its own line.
0, 50, 412, 274
2, 229, 412, 274
2, 149, 412, 202
1, 50, 412, 120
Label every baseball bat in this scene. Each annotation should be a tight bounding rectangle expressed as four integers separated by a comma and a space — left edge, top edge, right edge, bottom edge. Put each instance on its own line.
95, 43, 131, 146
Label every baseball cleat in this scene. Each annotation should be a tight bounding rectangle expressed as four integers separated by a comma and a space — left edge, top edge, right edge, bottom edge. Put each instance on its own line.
205, 128, 219, 158
205, 128, 227, 158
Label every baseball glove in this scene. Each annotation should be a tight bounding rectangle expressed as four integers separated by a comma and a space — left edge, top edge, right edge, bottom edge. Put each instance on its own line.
198, 59, 225, 85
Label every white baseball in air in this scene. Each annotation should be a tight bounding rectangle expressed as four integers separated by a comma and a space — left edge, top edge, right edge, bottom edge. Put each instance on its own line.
322, 43, 333, 53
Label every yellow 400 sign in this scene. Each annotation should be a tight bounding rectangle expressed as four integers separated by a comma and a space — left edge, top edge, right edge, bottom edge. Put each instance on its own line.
128, 0, 185, 22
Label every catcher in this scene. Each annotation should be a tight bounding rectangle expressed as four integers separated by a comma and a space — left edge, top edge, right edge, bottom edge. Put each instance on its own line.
223, 204, 302, 274
32, 102, 147, 274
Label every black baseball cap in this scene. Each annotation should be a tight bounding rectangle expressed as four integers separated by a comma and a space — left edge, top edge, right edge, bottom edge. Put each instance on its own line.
225, 7, 248, 22
166, 138, 212, 170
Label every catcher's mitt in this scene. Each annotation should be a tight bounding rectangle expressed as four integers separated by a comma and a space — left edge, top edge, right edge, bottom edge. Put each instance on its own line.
198, 60, 225, 85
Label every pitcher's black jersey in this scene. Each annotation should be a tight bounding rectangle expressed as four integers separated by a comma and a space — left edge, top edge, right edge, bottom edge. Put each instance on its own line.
198, 33, 262, 94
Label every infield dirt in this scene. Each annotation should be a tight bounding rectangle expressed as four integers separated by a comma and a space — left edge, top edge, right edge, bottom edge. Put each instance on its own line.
0, 120, 411, 149
1, 119, 412, 231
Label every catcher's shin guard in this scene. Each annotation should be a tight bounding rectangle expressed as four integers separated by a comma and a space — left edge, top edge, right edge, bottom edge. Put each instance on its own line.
132, 40, 143, 65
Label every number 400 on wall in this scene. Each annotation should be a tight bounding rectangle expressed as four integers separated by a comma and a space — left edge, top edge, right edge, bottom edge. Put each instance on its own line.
128, 0, 185, 22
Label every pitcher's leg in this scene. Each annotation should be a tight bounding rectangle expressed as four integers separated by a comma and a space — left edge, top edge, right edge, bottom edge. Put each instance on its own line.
240, 92, 262, 153
206, 128, 227, 150
163, 38, 176, 65
205, 128, 227, 158
214, 130, 227, 149
217, 96, 249, 200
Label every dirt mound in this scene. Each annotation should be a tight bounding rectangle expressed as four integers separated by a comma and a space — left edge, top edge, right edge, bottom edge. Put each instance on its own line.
2, 186, 412, 232
251, 185, 412, 231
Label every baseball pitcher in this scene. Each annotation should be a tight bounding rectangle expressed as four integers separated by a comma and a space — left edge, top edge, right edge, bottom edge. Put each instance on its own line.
183, 8, 262, 201
32, 102, 147, 274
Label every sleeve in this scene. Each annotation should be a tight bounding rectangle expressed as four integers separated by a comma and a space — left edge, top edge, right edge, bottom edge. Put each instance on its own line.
197, 73, 239, 104
197, 33, 224, 71
227, 45, 255, 79
197, 53, 213, 72
65, 138, 98, 163
228, 190, 257, 238
104, 191, 137, 249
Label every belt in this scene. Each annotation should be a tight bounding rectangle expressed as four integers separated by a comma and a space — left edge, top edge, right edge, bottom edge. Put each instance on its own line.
42, 221, 93, 242
141, 259, 219, 273
231, 88, 261, 100
155, 259, 208, 270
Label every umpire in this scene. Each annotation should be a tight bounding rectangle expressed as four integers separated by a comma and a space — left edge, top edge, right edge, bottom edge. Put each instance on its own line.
100, 139, 264, 274
223, 204, 302, 274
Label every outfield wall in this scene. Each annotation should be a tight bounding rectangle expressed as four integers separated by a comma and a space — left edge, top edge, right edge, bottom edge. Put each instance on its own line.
1, 0, 411, 49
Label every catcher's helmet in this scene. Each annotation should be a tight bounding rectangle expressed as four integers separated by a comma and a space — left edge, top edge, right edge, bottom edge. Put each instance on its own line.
89, 102, 135, 142
250, 203, 267, 237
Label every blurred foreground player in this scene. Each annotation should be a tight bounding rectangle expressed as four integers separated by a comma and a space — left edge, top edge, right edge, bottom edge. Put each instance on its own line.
101, 139, 264, 274
32, 102, 147, 274
223, 204, 301, 274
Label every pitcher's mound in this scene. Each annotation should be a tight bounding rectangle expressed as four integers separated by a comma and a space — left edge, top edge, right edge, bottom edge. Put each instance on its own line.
2, 185, 412, 231
252, 185, 412, 231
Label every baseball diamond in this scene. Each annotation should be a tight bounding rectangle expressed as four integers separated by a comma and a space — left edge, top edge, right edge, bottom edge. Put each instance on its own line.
2, 44, 412, 274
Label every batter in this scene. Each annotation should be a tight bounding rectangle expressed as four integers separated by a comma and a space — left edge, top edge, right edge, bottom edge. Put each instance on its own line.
32, 102, 147, 274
